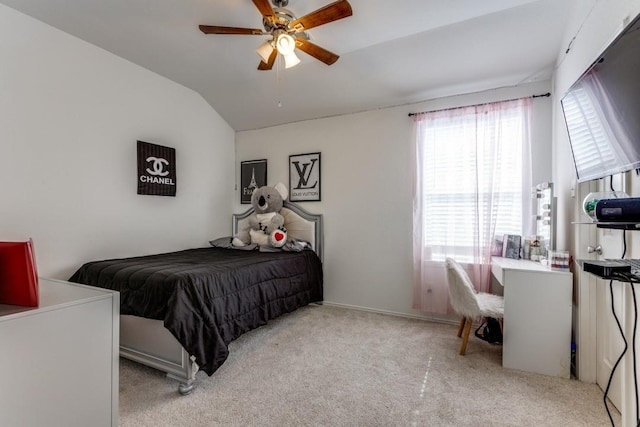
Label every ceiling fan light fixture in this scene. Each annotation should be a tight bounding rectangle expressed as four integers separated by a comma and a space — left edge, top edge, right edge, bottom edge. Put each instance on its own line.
283, 51, 301, 68
276, 33, 296, 55
256, 40, 274, 63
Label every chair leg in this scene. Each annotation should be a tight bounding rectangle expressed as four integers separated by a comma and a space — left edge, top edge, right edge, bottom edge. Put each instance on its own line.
460, 318, 472, 355
457, 317, 466, 338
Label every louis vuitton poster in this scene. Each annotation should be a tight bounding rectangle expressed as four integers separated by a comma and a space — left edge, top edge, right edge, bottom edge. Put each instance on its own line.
137, 141, 176, 196
289, 152, 321, 202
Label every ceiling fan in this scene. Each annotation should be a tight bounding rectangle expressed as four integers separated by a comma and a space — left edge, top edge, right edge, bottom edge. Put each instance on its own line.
199, 0, 353, 70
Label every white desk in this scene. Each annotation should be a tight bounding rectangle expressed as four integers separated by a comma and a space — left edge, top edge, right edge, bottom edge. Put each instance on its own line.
491, 257, 573, 378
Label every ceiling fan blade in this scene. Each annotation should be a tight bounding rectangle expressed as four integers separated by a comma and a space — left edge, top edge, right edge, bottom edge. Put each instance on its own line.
252, 0, 276, 21
295, 38, 339, 65
289, 0, 353, 32
199, 25, 265, 35
258, 49, 278, 70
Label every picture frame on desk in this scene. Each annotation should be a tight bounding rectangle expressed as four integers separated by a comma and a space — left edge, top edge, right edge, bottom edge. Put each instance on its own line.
491, 236, 504, 257
502, 234, 521, 259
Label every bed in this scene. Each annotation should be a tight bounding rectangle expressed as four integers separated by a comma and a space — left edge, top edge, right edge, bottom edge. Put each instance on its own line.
68, 201, 323, 394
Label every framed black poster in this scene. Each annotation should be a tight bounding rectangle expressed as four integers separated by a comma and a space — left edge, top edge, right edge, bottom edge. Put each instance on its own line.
240, 159, 267, 204
137, 141, 176, 197
289, 152, 321, 202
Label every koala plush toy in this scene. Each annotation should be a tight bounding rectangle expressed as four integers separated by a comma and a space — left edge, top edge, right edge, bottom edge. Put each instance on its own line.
232, 183, 288, 248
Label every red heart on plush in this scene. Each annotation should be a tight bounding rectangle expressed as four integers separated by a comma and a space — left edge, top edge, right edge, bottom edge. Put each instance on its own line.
274, 231, 285, 242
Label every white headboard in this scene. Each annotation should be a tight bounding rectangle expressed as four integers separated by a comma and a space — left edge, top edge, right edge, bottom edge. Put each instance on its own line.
232, 201, 324, 262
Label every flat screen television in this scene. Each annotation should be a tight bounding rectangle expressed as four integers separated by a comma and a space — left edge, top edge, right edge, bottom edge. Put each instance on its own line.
561, 13, 640, 183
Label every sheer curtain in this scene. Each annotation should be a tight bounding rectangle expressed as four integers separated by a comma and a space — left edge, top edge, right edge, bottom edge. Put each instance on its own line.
412, 98, 533, 314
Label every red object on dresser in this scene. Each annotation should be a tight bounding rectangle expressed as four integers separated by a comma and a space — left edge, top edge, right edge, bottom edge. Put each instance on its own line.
0, 239, 39, 307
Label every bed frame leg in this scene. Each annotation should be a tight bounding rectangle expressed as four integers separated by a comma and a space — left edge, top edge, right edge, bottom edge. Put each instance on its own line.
178, 379, 196, 395
179, 355, 199, 395
167, 354, 199, 395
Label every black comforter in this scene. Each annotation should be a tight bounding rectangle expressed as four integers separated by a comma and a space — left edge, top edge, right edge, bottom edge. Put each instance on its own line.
68, 247, 323, 375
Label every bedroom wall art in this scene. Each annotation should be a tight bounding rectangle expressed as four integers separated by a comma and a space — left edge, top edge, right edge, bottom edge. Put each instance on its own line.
240, 159, 267, 204
137, 140, 177, 197
289, 152, 321, 202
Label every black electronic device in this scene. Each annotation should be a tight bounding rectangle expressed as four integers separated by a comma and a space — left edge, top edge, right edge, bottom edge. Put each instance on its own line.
581, 259, 631, 278
595, 197, 640, 222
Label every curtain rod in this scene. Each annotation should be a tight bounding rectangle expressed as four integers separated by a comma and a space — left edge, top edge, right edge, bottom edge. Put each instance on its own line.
407, 92, 551, 117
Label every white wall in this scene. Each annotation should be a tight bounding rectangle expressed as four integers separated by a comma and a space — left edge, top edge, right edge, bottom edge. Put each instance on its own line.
0, 4, 235, 280
236, 80, 553, 318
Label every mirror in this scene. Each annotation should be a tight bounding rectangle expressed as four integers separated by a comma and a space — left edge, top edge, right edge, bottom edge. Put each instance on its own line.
535, 182, 555, 255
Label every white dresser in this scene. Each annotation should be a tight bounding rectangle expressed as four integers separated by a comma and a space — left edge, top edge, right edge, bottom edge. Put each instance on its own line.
491, 257, 573, 378
0, 278, 119, 427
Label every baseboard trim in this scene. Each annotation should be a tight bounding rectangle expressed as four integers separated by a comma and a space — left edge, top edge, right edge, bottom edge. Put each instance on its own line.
320, 301, 459, 326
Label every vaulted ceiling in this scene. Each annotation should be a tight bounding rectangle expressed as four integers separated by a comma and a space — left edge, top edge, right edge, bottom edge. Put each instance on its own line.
0, 0, 576, 131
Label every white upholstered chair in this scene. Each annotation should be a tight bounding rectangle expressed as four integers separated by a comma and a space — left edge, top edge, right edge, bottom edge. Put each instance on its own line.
445, 257, 504, 355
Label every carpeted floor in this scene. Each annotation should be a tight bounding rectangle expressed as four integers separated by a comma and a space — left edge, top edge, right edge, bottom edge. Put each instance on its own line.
119, 304, 619, 426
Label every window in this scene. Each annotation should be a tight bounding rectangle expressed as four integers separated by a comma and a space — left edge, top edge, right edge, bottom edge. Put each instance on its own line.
412, 97, 533, 313
414, 99, 531, 263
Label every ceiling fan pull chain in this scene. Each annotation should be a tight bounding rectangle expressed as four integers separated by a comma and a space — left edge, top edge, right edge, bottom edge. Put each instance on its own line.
276, 55, 282, 108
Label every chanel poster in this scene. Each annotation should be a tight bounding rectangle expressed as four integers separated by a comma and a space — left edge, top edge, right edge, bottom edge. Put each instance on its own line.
289, 152, 321, 202
137, 141, 176, 197
240, 159, 267, 204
